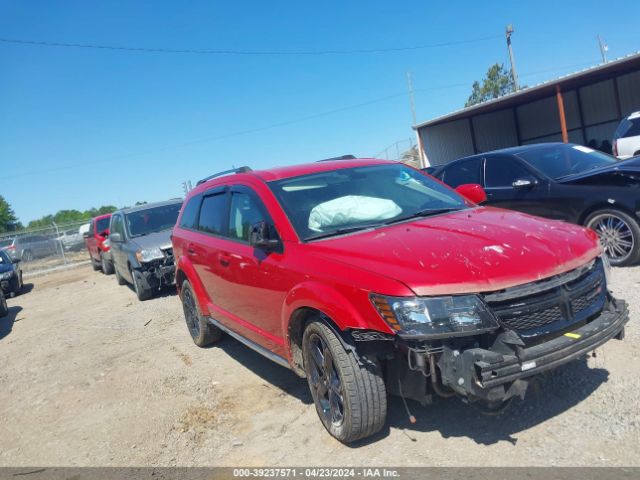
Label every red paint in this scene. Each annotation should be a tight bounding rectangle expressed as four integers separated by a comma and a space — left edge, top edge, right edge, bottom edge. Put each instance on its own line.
455, 183, 487, 204
173, 159, 601, 366
85, 213, 111, 263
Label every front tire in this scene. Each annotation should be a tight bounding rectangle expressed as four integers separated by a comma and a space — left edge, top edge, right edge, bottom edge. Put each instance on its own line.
181, 280, 222, 347
585, 209, 640, 266
302, 320, 387, 443
131, 268, 153, 301
114, 264, 127, 285
0, 293, 7, 317
100, 252, 114, 275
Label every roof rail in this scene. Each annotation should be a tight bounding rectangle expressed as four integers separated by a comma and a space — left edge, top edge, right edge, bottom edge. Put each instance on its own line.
196, 166, 253, 185
316, 155, 356, 162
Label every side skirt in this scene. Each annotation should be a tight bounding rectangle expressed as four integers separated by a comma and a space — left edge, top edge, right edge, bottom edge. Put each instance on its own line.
206, 316, 291, 370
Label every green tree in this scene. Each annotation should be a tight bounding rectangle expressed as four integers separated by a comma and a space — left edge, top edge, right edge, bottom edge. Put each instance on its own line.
465, 63, 516, 107
26, 205, 118, 229
0, 195, 21, 233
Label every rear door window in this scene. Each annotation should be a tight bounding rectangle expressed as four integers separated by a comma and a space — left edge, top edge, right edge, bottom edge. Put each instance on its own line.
197, 193, 228, 236
179, 195, 202, 230
485, 156, 532, 188
441, 158, 482, 187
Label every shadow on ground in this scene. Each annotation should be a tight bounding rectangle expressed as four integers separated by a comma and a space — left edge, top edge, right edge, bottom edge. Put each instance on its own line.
217, 336, 312, 404
126, 284, 178, 299
0, 305, 24, 341
215, 333, 608, 446
20, 283, 34, 295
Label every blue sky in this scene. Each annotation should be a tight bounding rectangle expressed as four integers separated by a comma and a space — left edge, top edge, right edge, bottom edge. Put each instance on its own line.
2, 0, 639, 223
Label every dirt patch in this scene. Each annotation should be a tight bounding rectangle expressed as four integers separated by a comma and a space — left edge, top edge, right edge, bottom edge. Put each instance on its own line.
0, 263, 638, 466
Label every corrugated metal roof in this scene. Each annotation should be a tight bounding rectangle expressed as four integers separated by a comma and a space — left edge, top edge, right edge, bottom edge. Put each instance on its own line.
414, 51, 640, 130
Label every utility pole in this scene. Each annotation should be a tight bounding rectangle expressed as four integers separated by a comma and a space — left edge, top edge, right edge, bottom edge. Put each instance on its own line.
597, 34, 608, 63
406, 71, 426, 168
506, 24, 520, 92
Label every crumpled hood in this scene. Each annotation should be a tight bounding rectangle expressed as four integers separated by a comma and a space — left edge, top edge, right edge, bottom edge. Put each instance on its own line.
130, 230, 173, 251
559, 156, 640, 184
305, 207, 600, 296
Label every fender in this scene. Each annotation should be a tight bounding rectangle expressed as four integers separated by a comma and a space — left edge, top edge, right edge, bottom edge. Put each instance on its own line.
280, 280, 394, 360
176, 255, 211, 314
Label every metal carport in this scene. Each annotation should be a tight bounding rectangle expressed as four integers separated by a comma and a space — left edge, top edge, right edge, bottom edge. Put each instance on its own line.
414, 52, 640, 166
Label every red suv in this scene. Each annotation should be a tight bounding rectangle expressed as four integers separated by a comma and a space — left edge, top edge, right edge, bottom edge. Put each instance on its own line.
172, 159, 629, 443
84, 213, 113, 274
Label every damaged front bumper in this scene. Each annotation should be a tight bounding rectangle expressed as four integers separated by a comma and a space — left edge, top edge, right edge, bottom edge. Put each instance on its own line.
137, 263, 175, 290
437, 297, 629, 404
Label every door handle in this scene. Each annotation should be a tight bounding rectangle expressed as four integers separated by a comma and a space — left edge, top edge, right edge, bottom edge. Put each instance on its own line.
187, 244, 197, 256
219, 253, 230, 267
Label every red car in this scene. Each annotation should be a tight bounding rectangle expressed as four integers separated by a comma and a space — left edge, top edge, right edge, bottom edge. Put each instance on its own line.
84, 213, 113, 274
172, 159, 628, 443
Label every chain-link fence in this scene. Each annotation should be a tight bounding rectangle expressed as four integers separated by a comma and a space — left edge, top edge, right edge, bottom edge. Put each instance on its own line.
374, 137, 420, 167
0, 220, 92, 275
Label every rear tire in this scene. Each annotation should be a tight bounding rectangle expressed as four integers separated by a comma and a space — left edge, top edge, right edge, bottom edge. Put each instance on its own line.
302, 320, 387, 443
181, 280, 222, 347
585, 209, 640, 266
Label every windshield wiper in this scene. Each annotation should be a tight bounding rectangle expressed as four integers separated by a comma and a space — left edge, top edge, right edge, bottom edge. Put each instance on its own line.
305, 224, 379, 241
384, 207, 463, 225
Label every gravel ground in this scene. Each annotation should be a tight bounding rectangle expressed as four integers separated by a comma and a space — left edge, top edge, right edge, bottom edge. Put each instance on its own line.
0, 263, 638, 466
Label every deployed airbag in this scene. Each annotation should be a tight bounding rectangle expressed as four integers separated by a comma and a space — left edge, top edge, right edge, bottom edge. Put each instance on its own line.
308, 195, 402, 231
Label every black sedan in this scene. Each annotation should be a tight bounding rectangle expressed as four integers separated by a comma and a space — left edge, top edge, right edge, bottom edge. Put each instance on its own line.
0, 249, 23, 296
430, 143, 640, 266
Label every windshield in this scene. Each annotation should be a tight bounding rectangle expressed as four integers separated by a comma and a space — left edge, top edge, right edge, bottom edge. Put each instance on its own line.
125, 203, 181, 238
95, 217, 110, 233
517, 144, 618, 179
0, 239, 14, 248
269, 164, 468, 241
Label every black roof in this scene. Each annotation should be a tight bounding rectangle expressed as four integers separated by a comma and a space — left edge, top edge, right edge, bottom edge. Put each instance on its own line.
432, 142, 576, 171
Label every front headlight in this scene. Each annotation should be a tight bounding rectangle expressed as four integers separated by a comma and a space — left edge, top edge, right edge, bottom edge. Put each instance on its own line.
0, 271, 14, 280
136, 248, 164, 263
371, 294, 499, 338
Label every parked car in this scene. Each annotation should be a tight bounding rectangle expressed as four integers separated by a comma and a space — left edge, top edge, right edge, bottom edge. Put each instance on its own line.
109, 200, 181, 300
0, 235, 58, 261
430, 142, 640, 266
0, 249, 23, 297
84, 214, 113, 274
172, 159, 628, 443
613, 111, 640, 159
57, 228, 85, 252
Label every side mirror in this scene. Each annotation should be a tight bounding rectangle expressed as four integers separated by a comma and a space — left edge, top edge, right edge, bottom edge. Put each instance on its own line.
109, 232, 122, 243
512, 177, 538, 189
455, 183, 487, 204
249, 221, 280, 251
82, 232, 90, 239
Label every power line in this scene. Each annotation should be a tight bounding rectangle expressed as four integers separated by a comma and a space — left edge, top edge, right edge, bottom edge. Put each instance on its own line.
2, 60, 604, 180
0, 35, 502, 56
3, 91, 412, 180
